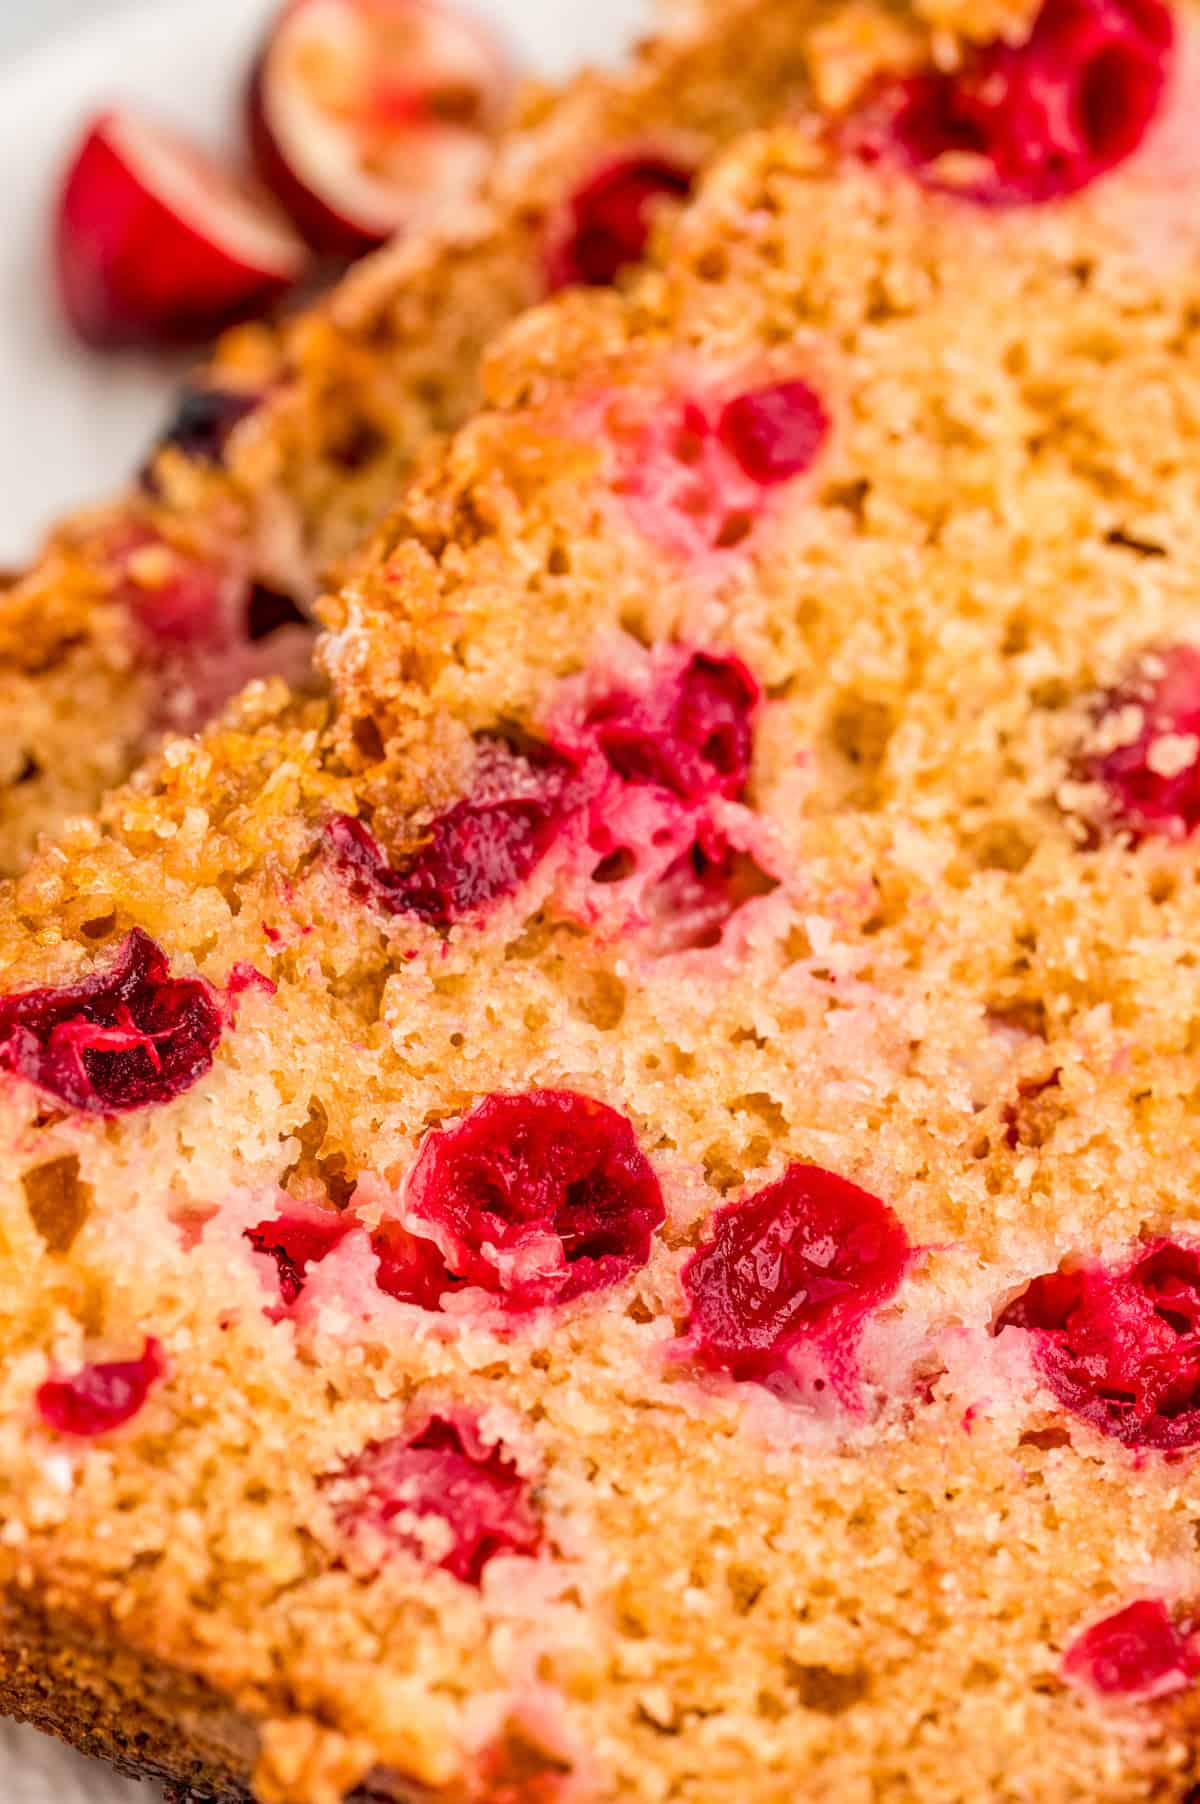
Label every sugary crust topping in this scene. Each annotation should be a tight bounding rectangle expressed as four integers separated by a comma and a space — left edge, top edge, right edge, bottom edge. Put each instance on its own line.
8, 3, 1200, 1801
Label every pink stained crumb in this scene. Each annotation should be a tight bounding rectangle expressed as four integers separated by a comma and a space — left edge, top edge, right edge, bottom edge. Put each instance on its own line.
680, 1162, 911, 1401
582, 649, 759, 804
328, 1413, 542, 1585
0, 929, 224, 1115
611, 380, 830, 560
37, 1338, 166, 1437
995, 1241, 1200, 1449
392, 1088, 665, 1314
547, 152, 695, 291
639, 824, 779, 956
325, 736, 583, 928
1085, 642, 1200, 839
245, 1203, 353, 1309
848, 0, 1174, 205
1063, 1598, 1199, 1698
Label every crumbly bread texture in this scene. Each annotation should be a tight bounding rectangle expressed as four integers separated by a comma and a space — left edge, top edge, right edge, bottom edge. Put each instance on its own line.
8, 1, 1200, 1799
0, 0, 965, 880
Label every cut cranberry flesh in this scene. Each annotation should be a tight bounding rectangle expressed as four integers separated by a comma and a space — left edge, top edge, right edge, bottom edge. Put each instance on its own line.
1063, 1599, 1198, 1696
681, 1163, 911, 1389
858, 0, 1174, 205
644, 830, 778, 954
996, 1241, 1200, 1449
548, 153, 695, 290
585, 651, 759, 803
145, 385, 260, 475
717, 383, 832, 485
331, 1413, 541, 1584
245, 1209, 351, 1305
0, 930, 223, 1116
400, 1089, 665, 1312
1088, 644, 1200, 839
326, 738, 580, 926
37, 1338, 165, 1437
371, 1218, 466, 1309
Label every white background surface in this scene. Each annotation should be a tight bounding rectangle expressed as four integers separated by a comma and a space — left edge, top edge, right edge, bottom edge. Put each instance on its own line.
0, 2, 643, 1796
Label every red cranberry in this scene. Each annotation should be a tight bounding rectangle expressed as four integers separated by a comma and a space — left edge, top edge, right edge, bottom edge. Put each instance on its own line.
37, 1338, 165, 1437
0, 930, 224, 1116
400, 1089, 665, 1313
996, 1241, 1200, 1449
326, 738, 581, 927
717, 383, 832, 485
371, 1219, 466, 1310
681, 1164, 911, 1391
1087, 644, 1200, 839
1063, 1599, 1198, 1696
115, 534, 233, 651
855, 0, 1174, 205
330, 1413, 541, 1585
585, 651, 759, 803
548, 153, 695, 290
245, 1208, 351, 1306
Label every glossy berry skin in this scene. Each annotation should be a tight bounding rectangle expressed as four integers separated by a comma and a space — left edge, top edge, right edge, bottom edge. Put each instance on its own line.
1063, 1599, 1198, 1697
854, 0, 1174, 206
997, 1242, 1200, 1450
37, 1340, 165, 1437
330, 1414, 541, 1584
326, 737, 580, 926
400, 1088, 665, 1313
584, 651, 759, 804
245, 1207, 352, 1307
681, 1163, 911, 1394
548, 153, 695, 290
0, 930, 223, 1116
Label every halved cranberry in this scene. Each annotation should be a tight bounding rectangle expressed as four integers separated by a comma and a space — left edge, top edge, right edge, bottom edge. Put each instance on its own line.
585, 650, 759, 804
111, 530, 235, 652
996, 1241, 1200, 1448
854, 0, 1174, 205
717, 383, 833, 485
249, 0, 513, 258
400, 1089, 664, 1312
57, 110, 308, 350
245, 1206, 352, 1306
37, 1338, 165, 1437
329, 1413, 541, 1584
547, 153, 695, 291
0, 930, 223, 1116
326, 737, 580, 926
1086, 644, 1200, 839
681, 1164, 911, 1392
1063, 1599, 1198, 1697
145, 384, 261, 475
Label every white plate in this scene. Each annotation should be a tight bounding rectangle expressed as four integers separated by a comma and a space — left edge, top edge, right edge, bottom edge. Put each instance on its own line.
0, 2, 643, 1796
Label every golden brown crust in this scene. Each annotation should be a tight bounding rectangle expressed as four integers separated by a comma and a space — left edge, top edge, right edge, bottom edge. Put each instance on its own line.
0, 0, 1034, 879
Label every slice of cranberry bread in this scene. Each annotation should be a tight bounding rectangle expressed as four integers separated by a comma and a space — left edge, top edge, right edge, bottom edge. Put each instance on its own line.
0, 0, 956, 883
6, 4, 1200, 1798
